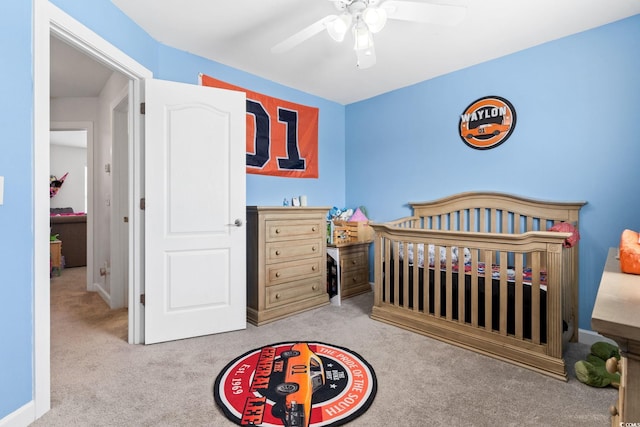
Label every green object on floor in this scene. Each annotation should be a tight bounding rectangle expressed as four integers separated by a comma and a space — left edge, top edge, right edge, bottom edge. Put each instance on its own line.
574, 341, 620, 388
590, 341, 620, 361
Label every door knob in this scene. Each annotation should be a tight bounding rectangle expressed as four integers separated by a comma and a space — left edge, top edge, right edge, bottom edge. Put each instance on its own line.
227, 219, 243, 227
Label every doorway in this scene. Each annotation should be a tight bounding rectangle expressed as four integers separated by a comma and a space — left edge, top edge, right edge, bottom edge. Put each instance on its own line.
50, 41, 127, 302
49, 123, 93, 291
34, 2, 152, 418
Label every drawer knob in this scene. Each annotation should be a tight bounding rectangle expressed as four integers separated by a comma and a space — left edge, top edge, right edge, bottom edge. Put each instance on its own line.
275, 228, 281, 234
275, 293, 281, 299
275, 272, 281, 278
275, 250, 281, 256
312, 285, 318, 291
353, 277, 358, 282
312, 226, 317, 232
352, 260, 357, 265
312, 246, 317, 252
312, 266, 317, 271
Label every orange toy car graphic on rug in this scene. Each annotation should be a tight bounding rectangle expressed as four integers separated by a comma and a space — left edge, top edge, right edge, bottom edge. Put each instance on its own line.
272, 343, 326, 427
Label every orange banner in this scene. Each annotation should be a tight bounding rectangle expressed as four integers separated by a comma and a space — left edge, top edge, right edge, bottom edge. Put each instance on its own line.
201, 74, 319, 178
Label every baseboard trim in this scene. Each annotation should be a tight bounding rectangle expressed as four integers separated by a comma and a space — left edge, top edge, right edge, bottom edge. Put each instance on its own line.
94, 282, 111, 306
578, 328, 617, 347
0, 401, 35, 427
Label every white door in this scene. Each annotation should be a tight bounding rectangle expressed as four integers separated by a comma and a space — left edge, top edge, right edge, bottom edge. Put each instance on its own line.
144, 79, 246, 344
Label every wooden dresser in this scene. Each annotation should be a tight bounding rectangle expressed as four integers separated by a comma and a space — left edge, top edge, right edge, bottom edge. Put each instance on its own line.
246, 206, 330, 326
592, 247, 640, 425
327, 241, 372, 305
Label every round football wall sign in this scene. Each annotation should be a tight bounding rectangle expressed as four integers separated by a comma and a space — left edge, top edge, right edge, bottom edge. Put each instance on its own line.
214, 341, 377, 427
459, 96, 516, 150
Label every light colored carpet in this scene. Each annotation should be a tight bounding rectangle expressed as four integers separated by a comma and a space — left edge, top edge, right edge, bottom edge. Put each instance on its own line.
33, 266, 616, 426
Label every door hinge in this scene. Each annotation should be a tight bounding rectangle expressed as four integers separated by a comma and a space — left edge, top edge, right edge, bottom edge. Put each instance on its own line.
140, 102, 145, 115
140, 198, 146, 210
140, 294, 145, 305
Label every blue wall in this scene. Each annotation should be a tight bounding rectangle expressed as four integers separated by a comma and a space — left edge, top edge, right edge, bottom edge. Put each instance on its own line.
1, 0, 637, 420
0, 0, 345, 420
345, 14, 640, 331
0, 1, 36, 417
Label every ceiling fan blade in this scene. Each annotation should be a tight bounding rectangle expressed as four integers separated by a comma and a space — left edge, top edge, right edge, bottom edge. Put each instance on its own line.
383, 1, 466, 25
271, 15, 338, 54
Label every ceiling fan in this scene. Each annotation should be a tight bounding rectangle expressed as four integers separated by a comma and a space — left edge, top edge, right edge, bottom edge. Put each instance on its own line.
271, 0, 467, 69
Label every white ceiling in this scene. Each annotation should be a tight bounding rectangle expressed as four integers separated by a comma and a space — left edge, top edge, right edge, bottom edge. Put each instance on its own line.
50, 130, 88, 148
52, 0, 640, 104
50, 35, 114, 98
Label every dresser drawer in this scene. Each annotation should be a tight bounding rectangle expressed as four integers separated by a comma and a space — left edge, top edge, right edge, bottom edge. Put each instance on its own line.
340, 249, 368, 272
266, 257, 323, 286
266, 238, 323, 264
265, 220, 324, 242
342, 268, 369, 288
266, 277, 326, 309
341, 268, 371, 298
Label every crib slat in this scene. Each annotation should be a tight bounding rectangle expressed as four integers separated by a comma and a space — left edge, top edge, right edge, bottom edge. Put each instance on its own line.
445, 247, 453, 321
499, 252, 508, 335
515, 253, 524, 339
480, 208, 491, 232
470, 209, 477, 232
484, 250, 493, 331
402, 242, 409, 309
384, 238, 391, 306
458, 248, 466, 324
374, 234, 382, 307
490, 209, 497, 233
547, 244, 564, 358
434, 246, 441, 318
501, 210, 509, 233
471, 251, 479, 327
423, 244, 430, 315
531, 251, 541, 344
514, 213, 522, 233
393, 241, 400, 308
412, 248, 419, 313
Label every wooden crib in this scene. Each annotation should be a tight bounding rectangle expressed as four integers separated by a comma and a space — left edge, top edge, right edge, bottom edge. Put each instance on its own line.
370, 192, 586, 380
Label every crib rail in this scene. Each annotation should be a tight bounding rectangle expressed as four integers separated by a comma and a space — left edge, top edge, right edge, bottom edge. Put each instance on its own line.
371, 224, 572, 380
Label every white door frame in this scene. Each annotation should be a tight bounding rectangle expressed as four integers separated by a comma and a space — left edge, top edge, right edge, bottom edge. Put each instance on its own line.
34, 0, 152, 419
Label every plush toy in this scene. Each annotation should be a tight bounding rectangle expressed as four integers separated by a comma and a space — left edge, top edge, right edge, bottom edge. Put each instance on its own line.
574, 342, 620, 388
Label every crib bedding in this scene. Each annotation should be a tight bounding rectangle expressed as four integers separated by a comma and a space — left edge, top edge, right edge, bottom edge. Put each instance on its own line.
398, 242, 548, 288
370, 192, 586, 381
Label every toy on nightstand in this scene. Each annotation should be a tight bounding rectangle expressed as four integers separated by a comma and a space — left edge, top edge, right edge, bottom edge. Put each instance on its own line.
574, 341, 620, 388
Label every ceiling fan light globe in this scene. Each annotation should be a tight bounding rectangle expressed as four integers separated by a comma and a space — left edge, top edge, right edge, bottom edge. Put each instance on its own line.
327, 14, 352, 42
362, 7, 387, 33
352, 21, 373, 50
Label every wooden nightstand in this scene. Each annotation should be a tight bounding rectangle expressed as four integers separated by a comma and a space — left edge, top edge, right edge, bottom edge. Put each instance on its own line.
50, 240, 62, 276
327, 240, 372, 305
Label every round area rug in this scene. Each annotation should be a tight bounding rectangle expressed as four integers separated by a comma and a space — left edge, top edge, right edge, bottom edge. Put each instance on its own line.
214, 341, 377, 427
